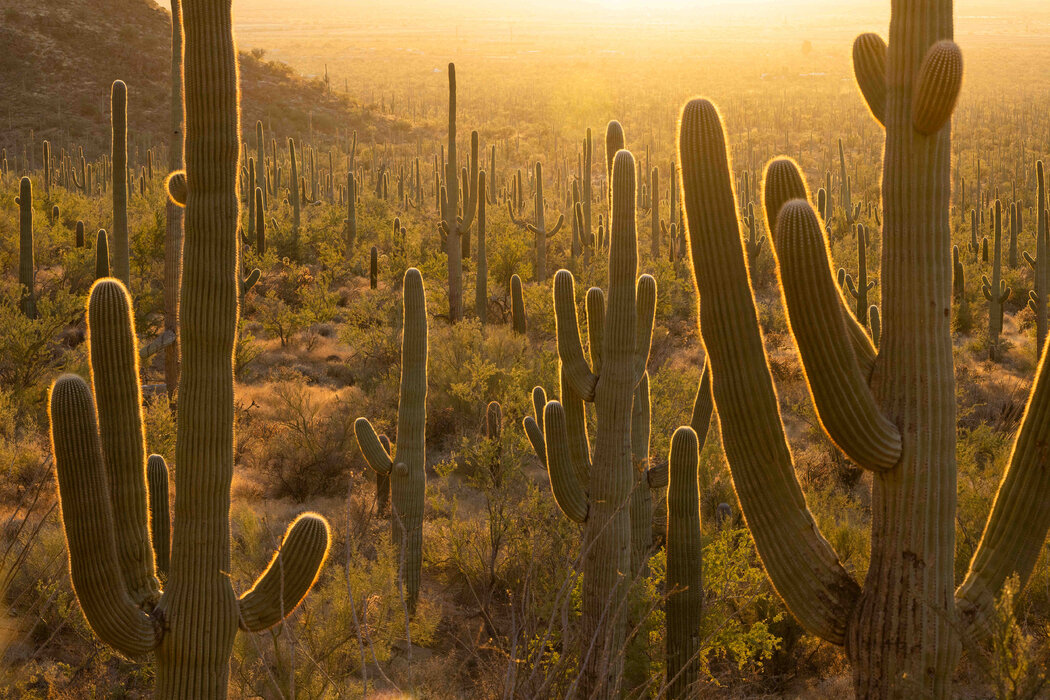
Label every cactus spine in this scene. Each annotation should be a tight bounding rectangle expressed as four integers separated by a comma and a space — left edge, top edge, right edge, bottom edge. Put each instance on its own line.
983, 200, 1010, 362
111, 80, 130, 287
16, 177, 35, 318
525, 149, 655, 697
49, 6, 331, 696
355, 269, 428, 613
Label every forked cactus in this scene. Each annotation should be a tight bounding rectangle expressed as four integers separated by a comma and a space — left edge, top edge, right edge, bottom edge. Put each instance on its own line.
49, 6, 331, 696
522, 149, 655, 697
679, 3, 1050, 695
844, 223, 876, 327
355, 268, 428, 613
507, 161, 564, 281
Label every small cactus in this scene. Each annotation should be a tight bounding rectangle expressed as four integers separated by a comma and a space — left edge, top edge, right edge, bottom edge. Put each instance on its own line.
16, 177, 35, 318
510, 274, 526, 334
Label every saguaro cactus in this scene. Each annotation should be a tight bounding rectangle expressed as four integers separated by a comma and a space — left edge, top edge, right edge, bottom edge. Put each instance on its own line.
1024, 161, 1048, 351
665, 426, 702, 700
983, 200, 1010, 362
111, 80, 130, 287
95, 229, 110, 280
508, 161, 564, 281
476, 171, 488, 322
845, 223, 876, 327
678, 5, 1050, 695
16, 177, 35, 318
50, 6, 331, 697
438, 64, 479, 322
164, 0, 185, 401
524, 149, 656, 697
355, 269, 428, 613
288, 138, 301, 255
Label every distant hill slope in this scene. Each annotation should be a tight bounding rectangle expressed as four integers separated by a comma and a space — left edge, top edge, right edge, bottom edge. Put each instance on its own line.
0, 0, 398, 161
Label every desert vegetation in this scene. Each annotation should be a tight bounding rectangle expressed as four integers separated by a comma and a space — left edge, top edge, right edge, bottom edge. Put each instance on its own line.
2, 0, 1050, 698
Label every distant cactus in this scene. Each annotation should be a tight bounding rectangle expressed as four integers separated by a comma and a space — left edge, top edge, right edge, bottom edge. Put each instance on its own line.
355, 268, 428, 613
845, 223, 876, 327
49, 10, 331, 696
95, 229, 110, 280
507, 162, 564, 281
650, 166, 660, 259
983, 200, 1010, 361
838, 139, 861, 226
1024, 162, 1048, 351
476, 171, 488, 323
969, 208, 979, 259
370, 246, 378, 290
75, 220, 85, 248
510, 274, 526, 334
1009, 201, 1019, 268
111, 80, 130, 287
344, 170, 356, 254
744, 201, 765, 272
288, 138, 301, 255
254, 187, 265, 254
16, 177, 35, 318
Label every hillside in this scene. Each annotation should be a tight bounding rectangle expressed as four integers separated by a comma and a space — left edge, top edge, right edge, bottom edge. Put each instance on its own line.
0, 0, 404, 160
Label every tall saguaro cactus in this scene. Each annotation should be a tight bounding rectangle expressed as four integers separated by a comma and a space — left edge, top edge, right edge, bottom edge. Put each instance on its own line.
355, 268, 428, 613
679, 3, 1050, 696
164, 0, 185, 400
983, 200, 1010, 362
50, 4, 331, 697
439, 63, 479, 322
16, 177, 36, 318
665, 426, 702, 700
524, 150, 656, 698
111, 80, 130, 287
1024, 161, 1048, 351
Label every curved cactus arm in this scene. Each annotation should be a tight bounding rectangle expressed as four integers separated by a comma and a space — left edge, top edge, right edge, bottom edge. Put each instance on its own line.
981, 275, 993, 301
634, 274, 657, 381
166, 170, 187, 208
586, 287, 605, 375
665, 425, 703, 699
49, 375, 159, 657
242, 268, 261, 295
762, 157, 875, 376
561, 368, 592, 484
679, 98, 859, 645
237, 513, 331, 632
354, 418, 393, 474
845, 274, 860, 300
87, 280, 160, 605
460, 131, 480, 231
853, 33, 888, 127
507, 199, 526, 228
546, 214, 565, 238
1023, 251, 1036, 268
912, 40, 964, 136
957, 335, 1050, 634
147, 455, 171, 576
554, 270, 598, 401
542, 401, 589, 524
524, 387, 548, 465
774, 201, 901, 471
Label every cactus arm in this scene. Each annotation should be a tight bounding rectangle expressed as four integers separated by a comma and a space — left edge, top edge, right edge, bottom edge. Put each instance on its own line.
774, 201, 901, 471
523, 416, 546, 467
49, 375, 159, 657
845, 274, 860, 300
634, 274, 657, 381
689, 359, 714, 445
87, 281, 160, 605
506, 199, 526, 228
547, 214, 565, 238
553, 270, 598, 401
853, 33, 888, 126
561, 369, 592, 484
147, 455, 171, 576
679, 99, 859, 644
237, 513, 331, 632
542, 402, 589, 524
354, 418, 393, 474
1024, 251, 1036, 268
460, 131, 479, 230
586, 287, 605, 375
957, 334, 1050, 634
762, 157, 876, 375
912, 40, 964, 136
665, 426, 702, 699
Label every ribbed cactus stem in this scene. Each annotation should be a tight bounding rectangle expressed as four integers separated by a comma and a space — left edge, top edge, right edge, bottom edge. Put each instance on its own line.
665, 426, 702, 700
16, 176, 35, 318
370, 246, 378, 290
510, 274, 526, 334
95, 229, 110, 280
288, 138, 300, 255
1025, 162, 1047, 351
147, 455, 171, 576
983, 200, 1010, 362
